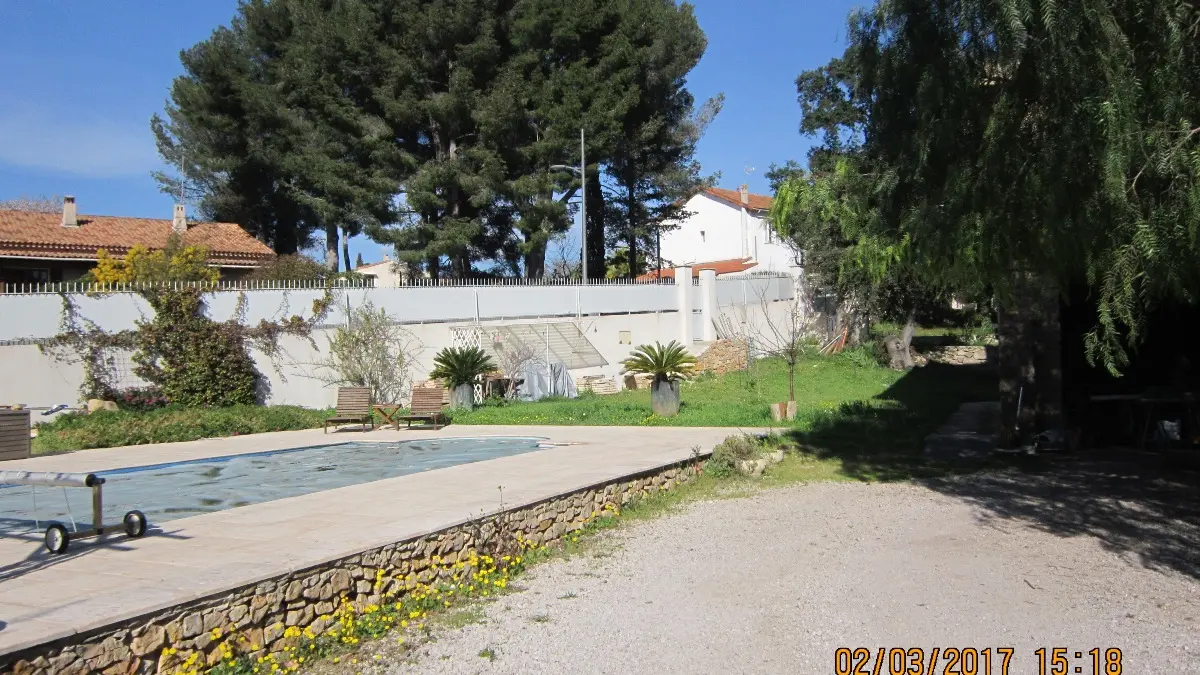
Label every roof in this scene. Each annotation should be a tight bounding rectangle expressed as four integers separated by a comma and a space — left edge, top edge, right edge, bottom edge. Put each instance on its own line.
355, 259, 393, 272
636, 257, 759, 281
701, 187, 773, 212
0, 210, 275, 266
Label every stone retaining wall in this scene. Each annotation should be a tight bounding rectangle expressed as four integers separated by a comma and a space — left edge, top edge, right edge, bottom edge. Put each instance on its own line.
3, 461, 701, 675
695, 339, 747, 376
921, 345, 995, 366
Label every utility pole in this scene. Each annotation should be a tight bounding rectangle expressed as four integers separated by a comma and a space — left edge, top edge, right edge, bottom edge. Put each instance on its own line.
580, 128, 588, 285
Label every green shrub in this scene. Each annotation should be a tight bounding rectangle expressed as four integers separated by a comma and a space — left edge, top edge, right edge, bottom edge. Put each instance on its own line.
32, 405, 331, 453
704, 434, 765, 478
837, 344, 884, 368
429, 346, 497, 388
620, 341, 697, 383
955, 317, 996, 346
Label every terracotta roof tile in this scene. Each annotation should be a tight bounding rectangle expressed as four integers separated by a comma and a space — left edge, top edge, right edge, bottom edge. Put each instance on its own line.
636, 257, 759, 281
0, 210, 275, 266
702, 187, 773, 212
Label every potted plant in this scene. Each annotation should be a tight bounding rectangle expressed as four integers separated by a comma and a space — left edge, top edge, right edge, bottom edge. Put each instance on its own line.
429, 346, 497, 411
620, 340, 697, 417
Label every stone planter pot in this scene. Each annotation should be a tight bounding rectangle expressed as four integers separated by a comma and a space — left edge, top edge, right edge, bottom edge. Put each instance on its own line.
450, 383, 475, 410
650, 379, 681, 417
769, 401, 797, 422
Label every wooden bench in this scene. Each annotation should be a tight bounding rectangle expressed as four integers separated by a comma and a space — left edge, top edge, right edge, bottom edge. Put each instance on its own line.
0, 409, 31, 461
324, 387, 374, 433
397, 387, 447, 430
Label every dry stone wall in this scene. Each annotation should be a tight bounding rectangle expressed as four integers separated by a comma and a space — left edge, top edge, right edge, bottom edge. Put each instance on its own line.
920, 345, 994, 367
2, 461, 701, 675
695, 340, 747, 376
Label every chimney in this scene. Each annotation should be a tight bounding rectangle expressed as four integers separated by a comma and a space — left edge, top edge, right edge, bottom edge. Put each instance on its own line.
172, 204, 187, 234
738, 185, 749, 258
61, 196, 78, 227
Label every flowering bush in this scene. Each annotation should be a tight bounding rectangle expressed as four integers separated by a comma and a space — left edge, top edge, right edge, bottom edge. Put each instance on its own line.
160, 504, 629, 675
114, 386, 172, 412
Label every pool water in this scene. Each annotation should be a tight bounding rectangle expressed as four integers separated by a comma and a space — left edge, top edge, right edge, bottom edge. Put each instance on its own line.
0, 437, 544, 535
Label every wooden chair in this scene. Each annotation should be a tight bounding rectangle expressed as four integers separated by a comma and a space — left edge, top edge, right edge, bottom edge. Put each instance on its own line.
324, 387, 373, 433
397, 387, 448, 430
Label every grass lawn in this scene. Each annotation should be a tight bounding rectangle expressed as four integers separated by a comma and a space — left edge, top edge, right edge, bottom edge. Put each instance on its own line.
452, 354, 907, 427
32, 404, 333, 454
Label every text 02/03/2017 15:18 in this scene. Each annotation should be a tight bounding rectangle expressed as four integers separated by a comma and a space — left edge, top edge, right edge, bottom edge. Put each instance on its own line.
833, 647, 1124, 675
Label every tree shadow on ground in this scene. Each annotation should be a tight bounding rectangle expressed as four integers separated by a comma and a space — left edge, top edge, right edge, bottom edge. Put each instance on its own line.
789, 362, 1000, 481
925, 460, 1200, 579
787, 362, 1200, 580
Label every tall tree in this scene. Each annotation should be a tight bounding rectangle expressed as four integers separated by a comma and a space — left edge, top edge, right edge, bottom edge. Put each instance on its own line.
604, 0, 713, 278
153, 2, 318, 254
840, 0, 1200, 372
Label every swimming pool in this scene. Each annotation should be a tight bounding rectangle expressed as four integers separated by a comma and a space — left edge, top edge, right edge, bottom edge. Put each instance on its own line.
0, 437, 545, 535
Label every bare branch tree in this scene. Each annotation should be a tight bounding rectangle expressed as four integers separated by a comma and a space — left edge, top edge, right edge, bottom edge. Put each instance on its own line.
309, 300, 422, 403
490, 334, 542, 399
717, 280, 819, 403
1, 194, 63, 213
545, 232, 581, 279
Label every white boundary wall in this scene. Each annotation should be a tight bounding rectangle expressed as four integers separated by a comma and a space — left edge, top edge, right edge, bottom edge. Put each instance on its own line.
0, 274, 793, 409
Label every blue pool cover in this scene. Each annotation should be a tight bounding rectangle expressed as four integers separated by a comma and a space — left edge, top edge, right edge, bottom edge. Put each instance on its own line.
0, 437, 545, 534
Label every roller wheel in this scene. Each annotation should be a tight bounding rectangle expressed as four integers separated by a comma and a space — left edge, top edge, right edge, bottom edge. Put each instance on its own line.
45, 523, 70, 554
123, 510, 148, 538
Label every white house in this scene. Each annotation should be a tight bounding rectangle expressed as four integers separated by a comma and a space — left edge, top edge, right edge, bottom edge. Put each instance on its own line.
657, 186, 802, 276
648, 186, 828, 321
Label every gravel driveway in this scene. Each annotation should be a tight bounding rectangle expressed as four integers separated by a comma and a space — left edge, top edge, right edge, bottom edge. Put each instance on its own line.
376, 478, 1199, 675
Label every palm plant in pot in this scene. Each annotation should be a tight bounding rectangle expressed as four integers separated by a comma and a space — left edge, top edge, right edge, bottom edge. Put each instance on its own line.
429, 346, 497, 410
621, 340, 697, 417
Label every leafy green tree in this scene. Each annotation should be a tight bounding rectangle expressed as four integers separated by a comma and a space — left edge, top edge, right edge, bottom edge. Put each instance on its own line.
838, 0, 1200, 373
152, 4, 318, 254
604, 0, 715, 278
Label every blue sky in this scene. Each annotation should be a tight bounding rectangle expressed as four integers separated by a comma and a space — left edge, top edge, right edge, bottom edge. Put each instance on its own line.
0, 0, 862, 266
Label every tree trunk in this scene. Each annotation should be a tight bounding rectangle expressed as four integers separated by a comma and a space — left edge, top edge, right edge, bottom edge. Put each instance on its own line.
788, 362, 796, 402
523, 237, 547, 278
340, 227, 351, 273
585, 171, 606, 279
997, 269, 1063, 448
324, 221, 339, 273
656, 225, 662, 276
626, 181, 638, 279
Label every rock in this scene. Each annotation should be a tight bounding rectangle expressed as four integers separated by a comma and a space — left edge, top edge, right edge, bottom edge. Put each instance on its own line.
695, 339, 748, 375
130, 624, 166, 656
228, 605, 247, 624
182, 613, 204, 638
202, 610, 227, 633
86, 399, 119, 413
284, 580, 303, 602
48, 653, 78, 671
330, 569, 352, 593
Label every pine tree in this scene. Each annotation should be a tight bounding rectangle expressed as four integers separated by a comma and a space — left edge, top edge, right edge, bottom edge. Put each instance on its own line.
152, 3, 317, 253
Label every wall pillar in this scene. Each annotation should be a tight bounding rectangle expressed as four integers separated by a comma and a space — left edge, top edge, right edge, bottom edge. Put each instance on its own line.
698, 269, 718, 342
675, 267, 694, 344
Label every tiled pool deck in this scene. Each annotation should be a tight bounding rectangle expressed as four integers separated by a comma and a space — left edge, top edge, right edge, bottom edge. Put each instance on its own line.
0, 425, 766, 657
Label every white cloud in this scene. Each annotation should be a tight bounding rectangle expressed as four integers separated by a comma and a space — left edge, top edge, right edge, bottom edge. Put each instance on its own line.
0, 103, 161, 178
